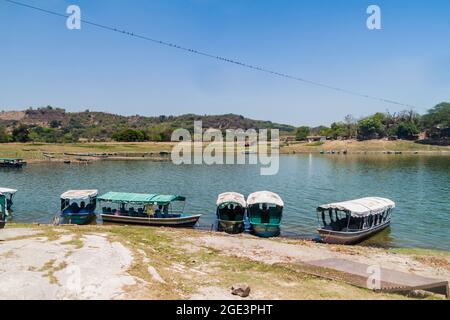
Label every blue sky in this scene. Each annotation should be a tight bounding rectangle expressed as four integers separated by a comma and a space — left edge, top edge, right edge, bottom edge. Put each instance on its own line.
1, 0, 449, 126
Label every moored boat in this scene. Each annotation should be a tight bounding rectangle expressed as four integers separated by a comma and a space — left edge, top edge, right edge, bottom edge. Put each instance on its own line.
0, 192, 12, 229
99, 192, 201, 227
247, 191, 284, 238
0, 187, 18, 210
0, 158, 27, 168
216, 192, 246, 234
316, 197, 395, 245
55, 190, 98, 225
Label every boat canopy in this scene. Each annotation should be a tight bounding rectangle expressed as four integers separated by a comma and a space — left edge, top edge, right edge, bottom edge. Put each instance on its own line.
61, 190, 98, 200
247, 191, 284, 207
150, 194, 186, 205
0, 158, 23, 161
216, 192, 246, 207
317, 197, 395, 217
0, 188, 18, 194
98, 192, 186, 205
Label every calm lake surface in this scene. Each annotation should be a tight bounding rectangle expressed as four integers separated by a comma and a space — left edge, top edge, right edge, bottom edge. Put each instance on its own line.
2, 155, 449, 251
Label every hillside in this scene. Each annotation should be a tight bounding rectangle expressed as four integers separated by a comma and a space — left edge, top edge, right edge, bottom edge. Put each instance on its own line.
0, 107, 295, 142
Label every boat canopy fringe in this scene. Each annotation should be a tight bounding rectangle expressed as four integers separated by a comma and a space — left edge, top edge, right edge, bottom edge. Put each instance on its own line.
317, 197, 395, 217
216, 192, 246, 207
247, 191, 284, 207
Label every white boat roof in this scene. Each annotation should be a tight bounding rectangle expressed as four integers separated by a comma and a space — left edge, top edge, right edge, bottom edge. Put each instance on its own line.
318, 197, 395, 217
216, 192, 246, 207
61, 190, 98, 200
0, 188, 18, 194
247, 191, 284, 207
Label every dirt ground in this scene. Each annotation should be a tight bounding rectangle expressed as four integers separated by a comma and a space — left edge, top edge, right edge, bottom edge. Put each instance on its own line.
0, 225, 448, 300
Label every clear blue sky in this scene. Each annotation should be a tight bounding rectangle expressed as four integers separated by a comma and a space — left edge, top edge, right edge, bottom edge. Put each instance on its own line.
1, 0, 449, 126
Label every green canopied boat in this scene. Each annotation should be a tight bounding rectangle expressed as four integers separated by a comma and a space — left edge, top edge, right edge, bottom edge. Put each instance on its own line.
247, 191, 284, 238
0, 158, 27, 168
0, 193, 10, 229
99, 192, 201, 227
216, 192, 246, 234
0, 188, 18, 210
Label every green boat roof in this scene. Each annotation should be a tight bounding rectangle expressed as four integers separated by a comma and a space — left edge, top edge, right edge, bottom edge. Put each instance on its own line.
98, 192, 186, 205
150, 194, 186, 205
0, 158, 23, 161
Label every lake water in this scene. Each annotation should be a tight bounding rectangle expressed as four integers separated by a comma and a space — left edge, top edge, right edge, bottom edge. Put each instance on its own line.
1, 155, 449, 251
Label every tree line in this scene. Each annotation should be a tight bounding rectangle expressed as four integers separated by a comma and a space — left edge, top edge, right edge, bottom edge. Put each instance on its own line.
295, 102, 450, 142
0, 102, 448, 143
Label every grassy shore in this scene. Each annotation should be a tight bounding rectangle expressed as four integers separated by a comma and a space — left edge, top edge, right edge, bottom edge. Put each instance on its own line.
0, 140, 449, 162
1, 223, 448, 300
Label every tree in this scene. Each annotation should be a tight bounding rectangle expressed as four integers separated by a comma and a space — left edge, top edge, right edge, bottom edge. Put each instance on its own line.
422, 102, 450, 129
112, 129, 147, 142
12, 125, 31, 142
357, 116, 384, 140
395, 122, 420, 139
295, 126, 310, 141
49, 120, 61, 128
0, 126, 12, 143
330, 122, 349, 139
343, 114, 357, 138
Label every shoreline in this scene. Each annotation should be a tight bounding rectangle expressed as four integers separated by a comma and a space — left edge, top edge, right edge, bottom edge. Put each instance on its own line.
0, 140, 449, 164
1, 223, 448, 300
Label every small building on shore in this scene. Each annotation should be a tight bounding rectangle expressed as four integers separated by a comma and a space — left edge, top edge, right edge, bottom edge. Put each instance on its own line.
306, 136, 327, 143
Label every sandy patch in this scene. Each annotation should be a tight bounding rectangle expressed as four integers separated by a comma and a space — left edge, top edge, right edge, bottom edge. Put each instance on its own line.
0, 233, 135, 299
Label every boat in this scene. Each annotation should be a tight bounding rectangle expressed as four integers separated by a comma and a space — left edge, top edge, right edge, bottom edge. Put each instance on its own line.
316, 197, 395, 245
0, 158, 27, 168
0, 188, 18, 210
216, 192, 246, 234
0, 192, 12, 229
247, 191, 284, 238
99, 192, 201, 227
55, 190, 98, 225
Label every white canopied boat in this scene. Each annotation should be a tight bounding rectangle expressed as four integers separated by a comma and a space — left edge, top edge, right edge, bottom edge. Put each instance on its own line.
247, 191, 284, 238
57, 190, 98, 225
316, 197, 395, 245
216, 192, 247, 234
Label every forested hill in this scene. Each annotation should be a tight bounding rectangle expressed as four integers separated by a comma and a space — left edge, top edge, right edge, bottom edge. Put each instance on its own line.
0, 107, 295, 142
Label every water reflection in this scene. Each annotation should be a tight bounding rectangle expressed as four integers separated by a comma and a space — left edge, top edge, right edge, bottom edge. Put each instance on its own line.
1, 154, 449, 250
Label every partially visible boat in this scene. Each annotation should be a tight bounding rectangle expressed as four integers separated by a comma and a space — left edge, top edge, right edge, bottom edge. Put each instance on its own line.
316, 197, 395, 245
0, 192, 12, 229
0, 187, 18, 210
0, 158, 27, 168
55, 190, 98, 225
99, 192, 201, 227
216, 192, 246, 234
247, 191, 284, 238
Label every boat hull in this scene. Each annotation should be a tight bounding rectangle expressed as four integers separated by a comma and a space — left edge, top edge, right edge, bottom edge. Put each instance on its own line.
58, 213, 96, 225
218, 220, 245, 234
0, 162, 26, 168
318, 221, 390, 245
250, 223, 280, 238
101, 214, 201, 228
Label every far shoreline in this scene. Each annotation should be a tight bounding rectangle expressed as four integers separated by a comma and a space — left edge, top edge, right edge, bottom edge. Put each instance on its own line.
0, 139, 449, 163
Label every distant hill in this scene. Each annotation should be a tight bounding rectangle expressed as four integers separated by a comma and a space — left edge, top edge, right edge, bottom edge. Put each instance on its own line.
0, 107, 295, 142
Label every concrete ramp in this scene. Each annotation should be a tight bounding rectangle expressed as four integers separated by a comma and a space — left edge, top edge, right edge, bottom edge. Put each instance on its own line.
307, 258, 449, 298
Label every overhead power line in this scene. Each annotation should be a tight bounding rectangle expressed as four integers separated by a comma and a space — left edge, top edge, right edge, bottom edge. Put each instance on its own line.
4, 0, 419, 109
